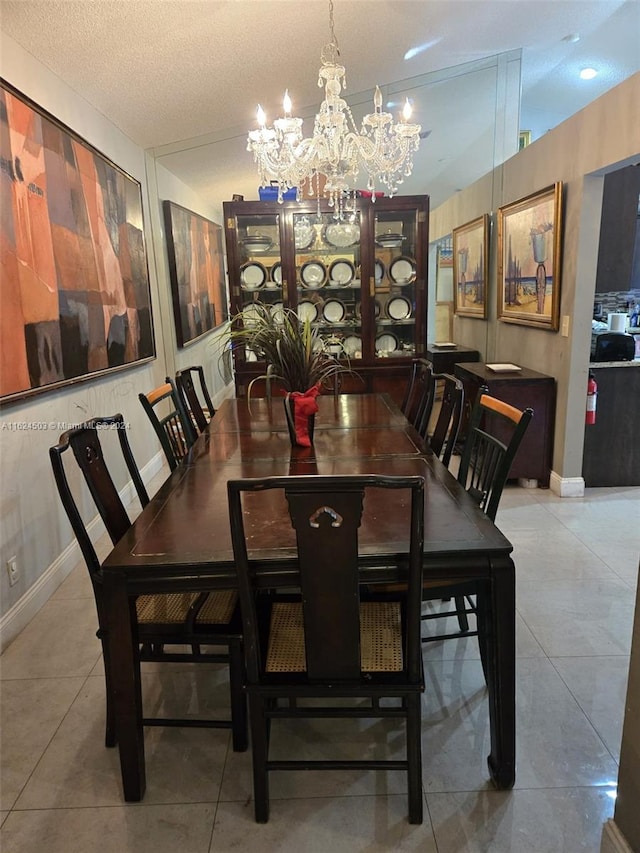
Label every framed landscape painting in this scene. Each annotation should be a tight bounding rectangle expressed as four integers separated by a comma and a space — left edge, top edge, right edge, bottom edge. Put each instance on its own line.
453, 214, 489, 319
0, 80, 155, 404
497, 183, 563, 331
163, 201, 228, 347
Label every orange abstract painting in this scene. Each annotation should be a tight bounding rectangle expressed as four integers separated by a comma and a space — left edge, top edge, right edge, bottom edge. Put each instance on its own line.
0, 81, 154, 402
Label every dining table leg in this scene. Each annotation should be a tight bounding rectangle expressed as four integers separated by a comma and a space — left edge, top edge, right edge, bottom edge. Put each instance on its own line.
485, 554, 516, 789
103, 572, 146, 801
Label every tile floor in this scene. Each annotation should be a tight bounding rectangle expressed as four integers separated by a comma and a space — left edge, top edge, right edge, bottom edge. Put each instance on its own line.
1, 476, 638, 852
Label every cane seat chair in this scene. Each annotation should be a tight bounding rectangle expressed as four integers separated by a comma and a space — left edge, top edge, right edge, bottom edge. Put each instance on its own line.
421, 389, 533, 646
174, 365, 215, 435
139, 379, 194, 470
228, 474, 425, 824
50, 414, 247, 752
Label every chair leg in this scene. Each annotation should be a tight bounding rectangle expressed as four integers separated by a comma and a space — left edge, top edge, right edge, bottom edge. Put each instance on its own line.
249, 693, 270, 823
455, 595, 470, 633
228, 638, 248, 752
476, 593, 489, 684
99, 634, 117, 748
406, 693, 423, 824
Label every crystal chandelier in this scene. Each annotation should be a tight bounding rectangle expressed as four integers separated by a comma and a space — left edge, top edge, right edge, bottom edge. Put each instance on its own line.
247, 0, 422, 211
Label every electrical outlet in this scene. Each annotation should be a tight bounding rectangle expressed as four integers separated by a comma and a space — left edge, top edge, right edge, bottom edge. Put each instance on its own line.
561, 315, 570, 337
7, 556, 19, 587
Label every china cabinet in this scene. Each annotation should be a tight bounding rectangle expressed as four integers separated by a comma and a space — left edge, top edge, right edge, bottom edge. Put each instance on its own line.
222, 195, 429, 402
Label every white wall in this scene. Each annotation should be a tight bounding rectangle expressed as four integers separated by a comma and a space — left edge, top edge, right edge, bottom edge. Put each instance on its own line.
430, 73, 640, 482
0, 34, 229, 643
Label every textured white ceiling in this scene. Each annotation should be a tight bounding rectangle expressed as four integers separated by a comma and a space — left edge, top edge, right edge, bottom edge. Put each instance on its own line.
1, 0, 638, 206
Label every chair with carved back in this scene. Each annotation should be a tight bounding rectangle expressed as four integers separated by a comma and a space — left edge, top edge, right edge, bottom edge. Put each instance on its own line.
139, 379, 195, 470
421, 389, 533, 651
227, 474, 425, 824
427, 373, 465, 467
49, 414, 247, 753
401, 359, 436, 438
174, 365, 215, 435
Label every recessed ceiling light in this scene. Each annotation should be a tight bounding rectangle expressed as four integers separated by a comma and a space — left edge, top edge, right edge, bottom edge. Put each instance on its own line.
562, 33, 580, 44
403, 39, 441, 61
580, 67, 598, 80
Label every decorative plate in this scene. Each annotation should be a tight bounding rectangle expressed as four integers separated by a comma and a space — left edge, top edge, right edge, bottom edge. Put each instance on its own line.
269, 262, 282, 287
294, 217, 314, 250
240, 262, 267, 290
389, 256, 416, 285
374, 258, 385, 285
375, 332, 399, 353
328, 259, 355, 286
324, 221, 360, 248
376, 231, 405, 248
270, 301, 284, 324
342, 335, 361, 357
243, 235, 273, 253
387, 295, 412, 320
298, 301, 318, 323
300, 260, 327, 288
322, 299, 347, 323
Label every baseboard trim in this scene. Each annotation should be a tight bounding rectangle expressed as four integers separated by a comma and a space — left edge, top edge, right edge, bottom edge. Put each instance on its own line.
0, 451, 164, 654
601, 819, 634, 853
549, 471, 585, 497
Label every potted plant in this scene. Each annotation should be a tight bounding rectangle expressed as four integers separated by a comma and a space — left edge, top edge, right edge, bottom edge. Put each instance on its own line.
227, 303, 354, 446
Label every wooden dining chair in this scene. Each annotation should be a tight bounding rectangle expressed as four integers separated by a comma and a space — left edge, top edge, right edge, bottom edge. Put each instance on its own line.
49, 414, 247, 753
139, 378, 195, 470
421, 389, 533, 647
174, 365, 215, 435
402, 358, 436, 436
427, 373, 465, 467
228, 474, 425, 824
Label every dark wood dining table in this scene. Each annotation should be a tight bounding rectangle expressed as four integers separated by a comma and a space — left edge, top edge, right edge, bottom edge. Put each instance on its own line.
102, 393, 517, 801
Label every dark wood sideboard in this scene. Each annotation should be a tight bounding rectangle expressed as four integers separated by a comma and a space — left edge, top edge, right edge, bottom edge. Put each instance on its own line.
426, 344, 480, 374
454, 363, 556, 487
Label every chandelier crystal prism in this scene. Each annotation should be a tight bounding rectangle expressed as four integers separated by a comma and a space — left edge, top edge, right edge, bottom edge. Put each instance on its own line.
247, 0, 422, 209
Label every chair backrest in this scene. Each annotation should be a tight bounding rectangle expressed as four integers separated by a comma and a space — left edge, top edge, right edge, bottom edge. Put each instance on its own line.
428, 373, 465, 467
49, 414, 149, 582
228, 474, 425, 684
402, 359, 435, 436
457, 389, 533, 521
139, 379, 195, 470
174, 365, 215, 434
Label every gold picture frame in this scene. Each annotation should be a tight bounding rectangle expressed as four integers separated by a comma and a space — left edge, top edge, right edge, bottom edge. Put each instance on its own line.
453, 214, 489, 319
497, 183, 563, 331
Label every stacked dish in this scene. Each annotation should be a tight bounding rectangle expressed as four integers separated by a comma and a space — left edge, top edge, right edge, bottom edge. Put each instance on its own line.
300, 261, 327, 289
269, 262, 282, 287
389, 256, 416, 285
386, 296, 412, 320
328, 259, 355, 286
240, 262, 267, 290
375, 332, 399, 354
376, 231, 405, 248
298, 301, 318, 323
322, 299, 347, 324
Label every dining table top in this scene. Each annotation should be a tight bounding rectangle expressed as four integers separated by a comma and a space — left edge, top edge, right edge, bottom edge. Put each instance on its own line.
103, 394, 513, 584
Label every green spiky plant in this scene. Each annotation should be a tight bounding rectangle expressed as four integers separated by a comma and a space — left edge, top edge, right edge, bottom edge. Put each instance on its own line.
227, 303, 354, 399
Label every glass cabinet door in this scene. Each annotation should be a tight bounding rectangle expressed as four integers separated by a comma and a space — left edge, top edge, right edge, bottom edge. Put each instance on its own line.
293, 210, 363, 361
372, 207, 420, 359
234, 212, 282, 360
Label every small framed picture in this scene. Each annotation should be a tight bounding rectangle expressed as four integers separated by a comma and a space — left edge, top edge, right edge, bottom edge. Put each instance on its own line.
497, 183, 563, 331
453, 214, 489, 319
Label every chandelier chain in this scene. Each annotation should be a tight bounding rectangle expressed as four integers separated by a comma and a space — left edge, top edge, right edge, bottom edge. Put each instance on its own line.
328, 0, 339, 54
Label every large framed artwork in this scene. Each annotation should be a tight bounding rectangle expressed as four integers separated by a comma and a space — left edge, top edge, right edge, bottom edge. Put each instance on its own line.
453, 214, 489, 319
163, 201, 228, 347
0, 80, 155, 404
497, 182, 563, 331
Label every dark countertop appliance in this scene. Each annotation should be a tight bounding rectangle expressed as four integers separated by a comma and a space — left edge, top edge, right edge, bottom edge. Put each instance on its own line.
593, 332, 636, 362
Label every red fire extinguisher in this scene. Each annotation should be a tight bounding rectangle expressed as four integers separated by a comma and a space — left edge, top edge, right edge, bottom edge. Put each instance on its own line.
586, 371, 597, 425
